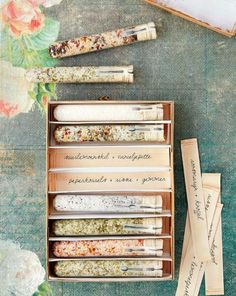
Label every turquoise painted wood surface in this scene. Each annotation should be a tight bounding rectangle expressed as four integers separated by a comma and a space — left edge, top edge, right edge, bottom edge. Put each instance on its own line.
0, 0, 235, 295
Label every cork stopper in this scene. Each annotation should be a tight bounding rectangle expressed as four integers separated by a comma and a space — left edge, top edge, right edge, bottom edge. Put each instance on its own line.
136, 22, 157, 41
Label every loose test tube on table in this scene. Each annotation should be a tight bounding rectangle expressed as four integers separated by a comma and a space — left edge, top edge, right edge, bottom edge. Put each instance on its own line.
25, 65, 133, 83
49, 22, 157, 58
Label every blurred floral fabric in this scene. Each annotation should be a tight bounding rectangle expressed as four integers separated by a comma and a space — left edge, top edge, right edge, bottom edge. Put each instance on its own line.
0, 239, 52, 296
0, 0, 63, 117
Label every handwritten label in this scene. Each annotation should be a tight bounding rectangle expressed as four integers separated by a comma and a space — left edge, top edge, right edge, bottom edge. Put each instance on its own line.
193, 200, 204, 220
210, 240, 218, 265
48, 171, 171, 192
68, 176, 167, 185
49, 146, 170, 168
184, 259, 198, 296
65, 152, 152, 162
65, 153, 110, 160
205, 193, 211, 211
190, 159, 198, 191
190, 159, 205, 221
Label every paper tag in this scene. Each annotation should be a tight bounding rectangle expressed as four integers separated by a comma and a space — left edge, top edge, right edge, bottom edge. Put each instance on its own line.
176, 186, 220, 296
202, 173, 224, 295
179, 186, 219, 269
48, 171, 171, 192
193, 204, 223, 296
181, 138, 210, 261
49, 146, 170, 169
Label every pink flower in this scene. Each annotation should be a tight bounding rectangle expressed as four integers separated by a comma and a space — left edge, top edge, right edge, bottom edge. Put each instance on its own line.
0, 61, 34, 118
1, 0, 45, 37
0, 101, 19, 117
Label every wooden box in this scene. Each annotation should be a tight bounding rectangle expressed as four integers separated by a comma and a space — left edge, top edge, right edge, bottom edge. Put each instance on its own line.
46, 100, 175, 282
145, 0, 236, 37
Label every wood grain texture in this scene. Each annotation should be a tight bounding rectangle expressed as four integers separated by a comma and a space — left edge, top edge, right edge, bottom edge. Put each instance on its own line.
0, 0, 235, 295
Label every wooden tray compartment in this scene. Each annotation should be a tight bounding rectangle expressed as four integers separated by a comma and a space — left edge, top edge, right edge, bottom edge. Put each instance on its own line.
48, 191, 172, 216
49, 122, 171, 146
48, 170, 172, 193
48, 259, 172, 282
48, 236, 172, 259
49, 101, 172, 122
46, 100, 175, 282
145, 0, 236, 37
48, 145, 171, 169
48, 216, 172, 237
